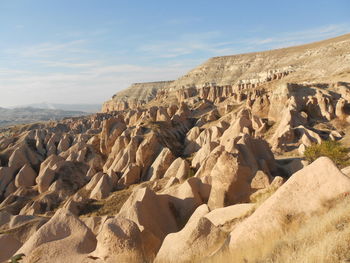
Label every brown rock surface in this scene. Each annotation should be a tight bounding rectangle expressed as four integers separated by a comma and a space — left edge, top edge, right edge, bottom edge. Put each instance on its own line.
90, 174, 112, 200
118, 163, 141, 187
136, 132, 162, 178
161, 177, 207, 226
0, 34, 350, 263
15, 164, 37, 187
90, 216, 144, 262
17, 209, 96, 263
205, 203, 254, 228
164, 157, 190, 182
155, 204, 226, 263
228, 157, 350, 253
0, 234, 23, 262
118, 187, 178, 257
208, 151, 253, 209
146, 147, 176, 181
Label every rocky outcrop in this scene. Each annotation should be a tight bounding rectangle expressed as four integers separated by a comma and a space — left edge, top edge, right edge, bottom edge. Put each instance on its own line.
16, 209, 96, 263
146, 148, 176, 181
0, 234, 22, 262
118, 187, 178, 259
90, 174, 112, 200
1, 34, 350, 263
15, 164, 37, 187
100, 116, 126, 155
90, 216, 145, 262
155, 204, 226, 263
164, 158, 190, 182
102, 81, 174, 112
228, 157, 350, 255
161, 177, 209, 227
169, 34, 350, 90
207, 151, 252, 209
118, 164, 141, 187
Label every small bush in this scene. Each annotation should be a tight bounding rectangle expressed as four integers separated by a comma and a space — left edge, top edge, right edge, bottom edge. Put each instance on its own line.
188, 168, 195, 178
304, 140, 350, 168
9, 254, 25, 263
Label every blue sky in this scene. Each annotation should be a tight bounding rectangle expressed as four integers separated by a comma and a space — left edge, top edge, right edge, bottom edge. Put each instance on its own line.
0, 0, 349, 107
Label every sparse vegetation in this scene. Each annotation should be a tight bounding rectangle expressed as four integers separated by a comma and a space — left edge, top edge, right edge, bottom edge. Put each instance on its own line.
250, 183, 280, 205
304, 140, 350, 168
188, 168, 195, 177
333, 118, 349, 130
9, 254, 25, 263
79, 186, 135, 217
209, 195, 350, 263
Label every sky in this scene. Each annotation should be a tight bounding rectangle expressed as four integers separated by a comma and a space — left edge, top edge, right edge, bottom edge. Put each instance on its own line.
0, 0, 349, 107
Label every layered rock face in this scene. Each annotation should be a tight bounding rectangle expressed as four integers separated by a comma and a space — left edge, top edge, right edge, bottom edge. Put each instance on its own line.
1, 34, 350, 262
170, 33, 350, 89
102, 34, 350, 113
102, 81, 174, 112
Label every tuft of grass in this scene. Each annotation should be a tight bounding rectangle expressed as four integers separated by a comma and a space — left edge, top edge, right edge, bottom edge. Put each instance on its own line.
259, 195, 350, 263
9, 254, 25, 263
79, 186, 134, 217
188, 168, 196, 178
208, 195, 350, 263
304, 140, 350, 168
250, 183, 280, 206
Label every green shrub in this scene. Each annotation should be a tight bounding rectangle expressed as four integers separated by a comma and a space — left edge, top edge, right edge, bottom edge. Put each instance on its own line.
188, 168, 195, 178
9, 254, 25, 263
304, 140, 350, 168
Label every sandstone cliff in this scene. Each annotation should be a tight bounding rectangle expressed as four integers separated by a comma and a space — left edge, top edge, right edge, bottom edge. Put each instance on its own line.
170, 33, 350, 88
102, 33, 350, 113
102, 81, 174, 112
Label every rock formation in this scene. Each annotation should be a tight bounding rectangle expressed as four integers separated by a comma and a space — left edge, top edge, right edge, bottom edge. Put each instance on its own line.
1, 33, 350, 262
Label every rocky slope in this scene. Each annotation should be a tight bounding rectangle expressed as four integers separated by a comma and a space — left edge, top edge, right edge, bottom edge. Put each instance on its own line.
103, 33, 350, 113
1, 34, 350, 263
170, 33, 350, 88
102, 81, 174, 112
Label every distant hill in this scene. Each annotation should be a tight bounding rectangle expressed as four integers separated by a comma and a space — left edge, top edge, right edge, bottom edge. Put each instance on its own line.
9, 103, 101, 113
103, 33, 350, 112
0, 107, 88, 127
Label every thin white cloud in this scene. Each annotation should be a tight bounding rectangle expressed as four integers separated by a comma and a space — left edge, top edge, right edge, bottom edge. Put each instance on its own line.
5, 40, 88, 58
139, 31, 224, 58
138, 24, 350, 58
37, 60, 101, 69
0, 62, 193, 107
0, 23, 349, 107
248, 24, 350, 49
0, 68, 30, 75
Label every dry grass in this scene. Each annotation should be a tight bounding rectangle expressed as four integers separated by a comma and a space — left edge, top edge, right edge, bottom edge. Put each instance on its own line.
332, 118, 349, 131
338, 121, 350, 149
208, 195, 350, 263
261, 195, 350, 263
79, 186, 134, 217
304, 140, 350, 168
249, 183, 280, 206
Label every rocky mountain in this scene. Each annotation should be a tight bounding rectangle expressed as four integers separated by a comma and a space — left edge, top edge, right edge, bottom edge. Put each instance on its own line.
102, 81, 174, 112
103, 33, 350, 113
12, 103, 101, 113
0, 107, 88, 128
1, 34, 350, 263
169, 33, 350, 88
